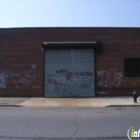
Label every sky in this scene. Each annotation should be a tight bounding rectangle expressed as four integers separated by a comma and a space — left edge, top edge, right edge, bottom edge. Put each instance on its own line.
0, 0, 140, 28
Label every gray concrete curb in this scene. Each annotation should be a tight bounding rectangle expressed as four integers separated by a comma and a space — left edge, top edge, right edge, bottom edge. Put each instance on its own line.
106, 104, 140, 107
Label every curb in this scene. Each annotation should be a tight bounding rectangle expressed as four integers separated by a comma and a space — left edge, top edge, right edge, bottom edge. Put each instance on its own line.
0, 104, 22, 107
106, 104, 140, 107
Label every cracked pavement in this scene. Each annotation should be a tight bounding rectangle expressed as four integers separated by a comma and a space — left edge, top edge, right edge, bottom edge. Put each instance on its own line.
0, 107, 139, 140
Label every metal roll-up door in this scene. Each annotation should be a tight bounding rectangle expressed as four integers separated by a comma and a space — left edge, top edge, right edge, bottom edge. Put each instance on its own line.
44, 48, 95, 97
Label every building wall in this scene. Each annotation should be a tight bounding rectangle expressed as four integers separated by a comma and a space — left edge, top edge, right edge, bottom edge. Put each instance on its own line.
0, 27, 140, 97
96, 28, 140, 96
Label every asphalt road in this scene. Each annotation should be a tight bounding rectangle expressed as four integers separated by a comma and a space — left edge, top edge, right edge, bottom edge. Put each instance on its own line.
0, 107, 140, 140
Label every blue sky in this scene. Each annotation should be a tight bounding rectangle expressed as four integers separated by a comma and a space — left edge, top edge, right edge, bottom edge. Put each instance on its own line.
0, 0, 140, 28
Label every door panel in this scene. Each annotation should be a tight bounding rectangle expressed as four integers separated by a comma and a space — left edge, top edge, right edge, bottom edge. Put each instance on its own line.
44, 49, 95, 97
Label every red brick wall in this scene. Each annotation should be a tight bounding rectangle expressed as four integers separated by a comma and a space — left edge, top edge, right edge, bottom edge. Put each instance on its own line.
0, 28, 44, 97
95, 28, 140, 96
0, 27, 140, 97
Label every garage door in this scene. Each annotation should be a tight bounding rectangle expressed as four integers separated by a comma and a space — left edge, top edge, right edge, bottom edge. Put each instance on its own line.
44, 48, 95, 97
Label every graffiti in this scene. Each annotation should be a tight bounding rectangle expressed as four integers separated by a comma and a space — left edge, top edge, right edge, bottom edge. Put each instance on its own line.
0, 72, 6, 88
46, 82, 81, 97
81, 77, 94, 89
22, 71, 39, 80
46, 83, 55, 96
46, 73, 55, 78
47, 79, 57, 85
56, 83, 71, 96
81, 84, 90, 89
97, 69, 123, 94
45, 68, 95, 97
66, 72, 73, 81
75, 71, 93, 76
19, 77, 31, 86
54, 69, 93, 77
0, 70, 40, 88
72, 85, 81, 96
46, 76, 94, 97
56, 69, 69, 74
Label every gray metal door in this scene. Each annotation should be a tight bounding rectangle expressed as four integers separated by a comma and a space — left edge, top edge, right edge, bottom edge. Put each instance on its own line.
44, 48, 95, 97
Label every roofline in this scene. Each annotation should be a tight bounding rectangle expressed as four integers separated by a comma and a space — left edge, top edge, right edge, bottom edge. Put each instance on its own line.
0, 26, 140, 30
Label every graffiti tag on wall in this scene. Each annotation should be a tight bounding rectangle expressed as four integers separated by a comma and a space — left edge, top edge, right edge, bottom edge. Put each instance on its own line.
0, 70, 40, 88
45, 69, 94, 97
97, 69, 123, 94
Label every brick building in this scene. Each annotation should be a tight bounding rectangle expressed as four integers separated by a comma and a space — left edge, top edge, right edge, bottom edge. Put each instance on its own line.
0, 27, 140, 97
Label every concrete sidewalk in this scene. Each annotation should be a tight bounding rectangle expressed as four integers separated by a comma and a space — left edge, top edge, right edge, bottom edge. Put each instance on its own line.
0, 97, 140, 108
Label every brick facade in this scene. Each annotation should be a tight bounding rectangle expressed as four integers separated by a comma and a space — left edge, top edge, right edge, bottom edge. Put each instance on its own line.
0, 27, 140, 97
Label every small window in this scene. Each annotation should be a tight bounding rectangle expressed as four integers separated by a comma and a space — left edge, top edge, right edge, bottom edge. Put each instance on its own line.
124, 59, 140, 77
